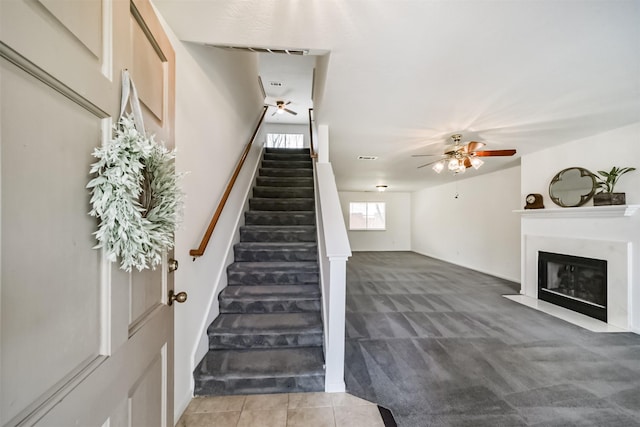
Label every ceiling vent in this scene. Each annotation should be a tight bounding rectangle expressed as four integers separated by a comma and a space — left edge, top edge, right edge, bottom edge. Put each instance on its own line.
206, 45, 309, 55
357, 156, 378, 160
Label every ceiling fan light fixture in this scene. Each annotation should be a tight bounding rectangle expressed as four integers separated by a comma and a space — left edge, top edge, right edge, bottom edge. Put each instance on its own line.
448, 158, 459, 171
432, 161, 445, 173
470, 156, 484, 170
376, 185, 388, 192
277, 108, 284, 114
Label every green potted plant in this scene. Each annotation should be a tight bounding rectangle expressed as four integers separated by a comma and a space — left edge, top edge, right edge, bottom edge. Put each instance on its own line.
593, 166, 636, 206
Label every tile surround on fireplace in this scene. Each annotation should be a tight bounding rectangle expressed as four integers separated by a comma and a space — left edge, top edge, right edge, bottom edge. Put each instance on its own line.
523, 235, 630, 329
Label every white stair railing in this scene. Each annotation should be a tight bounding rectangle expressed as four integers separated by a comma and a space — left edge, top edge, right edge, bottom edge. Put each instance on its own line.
312, 123, 352, 392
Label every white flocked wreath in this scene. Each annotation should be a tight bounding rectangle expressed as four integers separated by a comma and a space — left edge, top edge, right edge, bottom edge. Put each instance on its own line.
87, 72, 182, 272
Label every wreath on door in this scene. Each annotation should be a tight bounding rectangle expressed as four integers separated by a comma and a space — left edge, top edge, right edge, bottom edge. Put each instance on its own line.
87, 71, 183, 272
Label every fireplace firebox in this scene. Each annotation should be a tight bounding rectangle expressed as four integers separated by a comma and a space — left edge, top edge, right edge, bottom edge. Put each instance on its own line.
538, 251, 607, 321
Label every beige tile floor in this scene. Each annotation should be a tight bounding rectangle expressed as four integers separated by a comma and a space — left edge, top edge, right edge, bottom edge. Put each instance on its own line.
177, 392, 386, 427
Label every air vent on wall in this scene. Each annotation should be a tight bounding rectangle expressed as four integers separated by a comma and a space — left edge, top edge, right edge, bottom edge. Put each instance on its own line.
357, 156, 378, 160
206, 45, 309, 55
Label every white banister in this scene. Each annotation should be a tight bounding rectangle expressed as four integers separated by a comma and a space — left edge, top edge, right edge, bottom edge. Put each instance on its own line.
312, 128, 351, 392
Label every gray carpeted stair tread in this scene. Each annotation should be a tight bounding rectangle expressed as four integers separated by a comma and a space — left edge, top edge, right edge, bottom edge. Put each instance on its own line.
259, 168, 313, 177
257, 176, 314, 187
208, 312, 323, 349
219, 285, 321, 314
262, 160, 311, 169
263, 153, 311, 161
265, 148, 311, 155
253, 186, 314, 198
234, 242, 317, 262
227, 261, 319, 286
209, 312, 322, 334
197, 347, 324, 379
249, 197, 314, 211
240, 225, 316, 242
220, 284, 320, 299
235, 242, 317, 250
194, 347, 324, 395
228, 261, 319, 271
244, 211, 315, 226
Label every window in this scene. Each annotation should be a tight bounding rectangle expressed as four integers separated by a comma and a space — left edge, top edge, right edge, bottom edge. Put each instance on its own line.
349, 202, 386, 230
266, 133, 304, 149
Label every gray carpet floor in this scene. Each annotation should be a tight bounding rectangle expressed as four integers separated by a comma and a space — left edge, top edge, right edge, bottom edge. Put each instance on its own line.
343, 251, 640, 427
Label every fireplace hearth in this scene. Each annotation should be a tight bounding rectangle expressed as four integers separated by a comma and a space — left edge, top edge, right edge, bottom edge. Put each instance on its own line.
538, 251, 607, 321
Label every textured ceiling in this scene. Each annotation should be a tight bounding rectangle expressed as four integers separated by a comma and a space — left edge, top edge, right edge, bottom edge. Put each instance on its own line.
154, 0, 640, 192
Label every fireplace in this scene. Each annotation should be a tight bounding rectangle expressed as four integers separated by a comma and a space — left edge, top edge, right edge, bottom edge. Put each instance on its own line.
538, 251, 607, 322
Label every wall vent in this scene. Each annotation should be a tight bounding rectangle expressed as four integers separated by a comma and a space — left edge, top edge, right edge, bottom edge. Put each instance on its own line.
357, 156, 378, 160
206, 45, 309, 55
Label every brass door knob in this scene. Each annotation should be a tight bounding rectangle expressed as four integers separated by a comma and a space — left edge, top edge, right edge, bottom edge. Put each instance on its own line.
168, 290, 187, 306
168, 258, 179, 273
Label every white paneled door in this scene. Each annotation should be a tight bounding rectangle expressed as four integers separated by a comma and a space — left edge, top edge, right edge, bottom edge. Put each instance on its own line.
0, 1, 176, 425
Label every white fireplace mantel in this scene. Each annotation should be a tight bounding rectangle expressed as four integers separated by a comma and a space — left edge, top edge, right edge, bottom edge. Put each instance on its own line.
513, 204, 640, 218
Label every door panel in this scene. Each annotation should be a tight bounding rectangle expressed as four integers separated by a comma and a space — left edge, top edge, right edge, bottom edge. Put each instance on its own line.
130, 267, 164, 329
131, 16, 165, 122
0, 0, 116, 102
0, 0, 175, 425
129, 348, 167, 427
0, 58, 105, 424
38, 0, 103, 58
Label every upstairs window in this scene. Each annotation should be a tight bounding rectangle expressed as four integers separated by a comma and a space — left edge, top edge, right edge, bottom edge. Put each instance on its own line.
266, 133, 304, 149
349, 202, 386, 230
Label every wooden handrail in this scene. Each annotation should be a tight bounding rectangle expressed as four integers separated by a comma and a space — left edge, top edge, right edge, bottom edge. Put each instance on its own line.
189, 106, 268, 258
308, 108, 317, 159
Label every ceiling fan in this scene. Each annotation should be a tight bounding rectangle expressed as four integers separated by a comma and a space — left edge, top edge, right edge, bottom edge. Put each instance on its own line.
267, 100, 298, 116
413, 134, 516, 174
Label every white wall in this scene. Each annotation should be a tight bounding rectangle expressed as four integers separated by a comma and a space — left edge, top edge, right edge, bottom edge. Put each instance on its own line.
411, 166, 522, 282
338, 191, 411, 251
163, 32, 263, 422
521, 123, 640, 204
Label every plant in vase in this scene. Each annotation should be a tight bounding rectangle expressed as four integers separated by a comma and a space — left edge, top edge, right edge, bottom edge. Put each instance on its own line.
593, 166, 636, 206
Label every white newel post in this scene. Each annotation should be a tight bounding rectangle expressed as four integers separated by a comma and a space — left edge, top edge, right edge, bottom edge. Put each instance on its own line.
324, 256, 347, 392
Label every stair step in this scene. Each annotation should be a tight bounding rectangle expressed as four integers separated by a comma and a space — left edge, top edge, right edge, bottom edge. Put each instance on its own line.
263, 152, 311, 162
257, 176, 314, 188
249, 198, 314, 211
259, 168, 313, 178
240, 225, 316, 242
265, 147, 310, 155
227, 261, 319, 286
219, 285, 321, 314
261, 159, 312, 170
245, 211, 315, 226
208, 312, 323, 349
194, 347, 324, 396
253, 186, 314, 199
234, 242, 317, 262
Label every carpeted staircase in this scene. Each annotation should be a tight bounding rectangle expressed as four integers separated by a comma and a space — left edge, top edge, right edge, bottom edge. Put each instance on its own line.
194, 147, 325, 395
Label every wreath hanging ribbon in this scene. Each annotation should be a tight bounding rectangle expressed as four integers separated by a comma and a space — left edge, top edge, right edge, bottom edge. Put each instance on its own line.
87, 70, 183, 272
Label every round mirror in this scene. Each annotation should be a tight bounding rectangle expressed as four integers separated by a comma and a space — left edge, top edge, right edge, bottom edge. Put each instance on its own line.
549, 167, 596, 207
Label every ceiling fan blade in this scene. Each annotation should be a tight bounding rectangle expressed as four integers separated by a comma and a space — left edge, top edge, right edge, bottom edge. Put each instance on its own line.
417, 159, 444, 169
474, 149, 517, 157
464, 141, 486, 153
463, 157, 473, 168
285, 101, 292, 105
271, 110, 277, 116
284, 108, 298, 115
